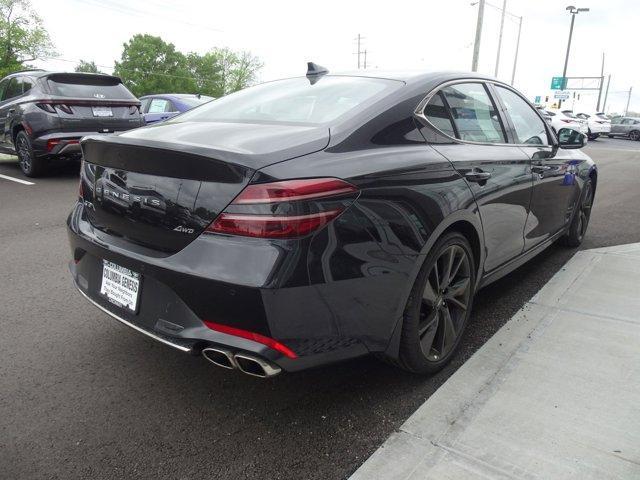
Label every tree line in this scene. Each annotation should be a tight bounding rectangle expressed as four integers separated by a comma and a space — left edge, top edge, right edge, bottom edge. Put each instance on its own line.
0, 0, 262, 98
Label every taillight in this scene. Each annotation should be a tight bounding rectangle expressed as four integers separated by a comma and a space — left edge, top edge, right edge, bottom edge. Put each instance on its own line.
57, 104, 73, 114
203, 320, 297, 359
128, 105, 140, 115
36, 102, 56, 113
560, 119, 573, 124
206, 178, 358, 239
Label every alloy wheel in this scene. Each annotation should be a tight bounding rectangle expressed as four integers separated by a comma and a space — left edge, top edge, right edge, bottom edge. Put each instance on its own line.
577, 182, 594, 241
17, 136, 32, 173
418, 244, 472, 362
630, 131, 640, 141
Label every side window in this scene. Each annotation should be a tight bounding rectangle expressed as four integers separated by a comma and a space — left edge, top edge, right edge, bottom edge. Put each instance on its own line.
164, 100, 176, 112
3, 78, 23, 100
423, 92, 455, 137
0, 79, 9, 101
494, 85, 549, 145
621, 119, 631, 125
148, 98, 169, 113
140, 97, 151, 113
441, 83, 506, 143
22, 77, 34, 93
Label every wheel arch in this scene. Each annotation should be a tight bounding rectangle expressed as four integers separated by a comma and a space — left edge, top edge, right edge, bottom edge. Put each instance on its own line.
382, 210, 485, 361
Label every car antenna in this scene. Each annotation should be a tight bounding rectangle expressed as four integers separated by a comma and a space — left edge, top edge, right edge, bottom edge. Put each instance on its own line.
306, 62, 329, 85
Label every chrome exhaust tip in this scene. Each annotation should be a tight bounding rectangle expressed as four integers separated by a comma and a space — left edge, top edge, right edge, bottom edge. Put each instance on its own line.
202, 347, 237, 370
233, 353, 281, 378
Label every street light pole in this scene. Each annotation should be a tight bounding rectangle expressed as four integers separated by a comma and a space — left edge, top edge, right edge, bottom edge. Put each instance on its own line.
625, 86, 633, 116
494, 0, 507, 76
511, 15, 523, 85
559, 5, 590, 108
471, 0, 485, 72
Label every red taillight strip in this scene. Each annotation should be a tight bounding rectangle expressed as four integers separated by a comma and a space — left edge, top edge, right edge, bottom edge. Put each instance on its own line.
203, 320, 298, 359
232, 178, 358, 204
206, 210, 342, 238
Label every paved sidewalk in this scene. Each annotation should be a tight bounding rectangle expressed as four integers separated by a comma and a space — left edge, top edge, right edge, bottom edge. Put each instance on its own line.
350, 243, 640, 480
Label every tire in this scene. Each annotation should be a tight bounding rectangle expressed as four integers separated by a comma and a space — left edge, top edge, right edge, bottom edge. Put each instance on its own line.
629, 130, 640, 141
560, 178, 594, 248
608, 134, 614, 138
16, 131, 45, 177
397, 232, 476, 374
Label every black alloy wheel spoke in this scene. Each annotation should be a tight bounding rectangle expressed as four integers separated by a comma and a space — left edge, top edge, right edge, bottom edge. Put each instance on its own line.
419, 244, 472, 361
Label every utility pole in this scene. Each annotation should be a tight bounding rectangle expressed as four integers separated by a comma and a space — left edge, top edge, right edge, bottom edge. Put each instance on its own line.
494, 0, 507, 76
471, 0, 485, 72
602, 75, 611, 112
510, 15, 522, 85
625, 86, 633, 115
356, 34, 361, 69
363, 50, 367, 69
596, 52, 605, 111
559, 6, 590, 108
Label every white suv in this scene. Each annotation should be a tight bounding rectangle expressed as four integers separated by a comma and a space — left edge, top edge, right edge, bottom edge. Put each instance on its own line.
545, 109, 588, 137
575, 112, 611, 140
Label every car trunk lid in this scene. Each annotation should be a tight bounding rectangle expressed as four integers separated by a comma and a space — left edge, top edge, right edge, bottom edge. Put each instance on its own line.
80, 122, 330, 254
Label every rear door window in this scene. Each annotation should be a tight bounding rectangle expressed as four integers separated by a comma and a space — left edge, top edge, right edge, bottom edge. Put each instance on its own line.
148, 98, 171, 113
494, 85, 549, 145
3, 78, 23, 100
47, 75, 136, 100
441, 83, 506, 143
424, 92, 455, 137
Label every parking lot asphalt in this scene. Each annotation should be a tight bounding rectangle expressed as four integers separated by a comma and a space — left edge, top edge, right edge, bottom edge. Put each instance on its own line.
2, 137, 640, 480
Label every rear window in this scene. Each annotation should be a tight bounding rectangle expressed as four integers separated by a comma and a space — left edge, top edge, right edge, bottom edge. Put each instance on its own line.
173, 76, 401, 126
47, 75, 136, 100
562, 110, 577, 118
180, 96, 214, 108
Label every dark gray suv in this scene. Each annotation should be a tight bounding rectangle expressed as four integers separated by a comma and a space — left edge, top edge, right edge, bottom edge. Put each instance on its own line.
0, 70, 143, 177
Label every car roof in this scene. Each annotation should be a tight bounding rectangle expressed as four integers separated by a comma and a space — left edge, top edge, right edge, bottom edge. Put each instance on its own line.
324, 70, 497, 85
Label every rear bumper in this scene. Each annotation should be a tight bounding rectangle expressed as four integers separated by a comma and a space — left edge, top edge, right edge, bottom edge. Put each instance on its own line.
32, 131, 132, 157
66, 202, 403, 372
589, 123, 610, 134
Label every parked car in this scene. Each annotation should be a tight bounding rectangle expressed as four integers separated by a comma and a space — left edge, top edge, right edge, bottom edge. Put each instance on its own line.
608, 116, 640, 140
139, 93, 214, 124
575, 111, 611, 140
68, 68, 596, 378
535, 106, 553, 126
0, 70, 143, 177
542, 109, 586, 137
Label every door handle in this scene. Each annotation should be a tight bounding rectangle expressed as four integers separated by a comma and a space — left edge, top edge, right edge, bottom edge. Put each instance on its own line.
465, 169, 492, 183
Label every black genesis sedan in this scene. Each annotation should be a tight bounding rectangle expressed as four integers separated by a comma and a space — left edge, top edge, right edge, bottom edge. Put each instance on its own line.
68, 65, 596, 378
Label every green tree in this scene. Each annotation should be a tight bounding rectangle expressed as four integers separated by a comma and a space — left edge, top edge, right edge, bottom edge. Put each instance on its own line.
75, 59, 102, 74
113, 34, 195, 97
0, 0, 55, 77
187, 47, 262, 97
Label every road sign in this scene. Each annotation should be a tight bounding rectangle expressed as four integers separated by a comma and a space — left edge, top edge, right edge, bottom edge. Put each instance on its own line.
554, 90, 570, 100
550, 76, 567, 90
534, 96, 541, 104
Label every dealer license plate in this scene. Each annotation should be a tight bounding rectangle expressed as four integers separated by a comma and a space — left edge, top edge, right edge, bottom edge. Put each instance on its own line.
100, 260, 141, 312
92, 106, 113, 117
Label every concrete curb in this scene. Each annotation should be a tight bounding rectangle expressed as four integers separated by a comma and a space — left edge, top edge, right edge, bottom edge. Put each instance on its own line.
349, 244, 640, 480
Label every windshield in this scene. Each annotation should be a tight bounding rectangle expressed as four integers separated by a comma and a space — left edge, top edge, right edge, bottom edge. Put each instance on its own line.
172, 76, 401, 126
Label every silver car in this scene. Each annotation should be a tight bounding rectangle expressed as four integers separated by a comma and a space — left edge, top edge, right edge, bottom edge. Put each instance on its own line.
609, 117, 640, 141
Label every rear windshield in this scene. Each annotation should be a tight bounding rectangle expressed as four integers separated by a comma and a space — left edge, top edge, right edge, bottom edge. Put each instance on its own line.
172, 76, 402, 126
562, 110, 577, 118
596, 113, 608, 119
180, 96, 214, 108
47, 75, 136, 100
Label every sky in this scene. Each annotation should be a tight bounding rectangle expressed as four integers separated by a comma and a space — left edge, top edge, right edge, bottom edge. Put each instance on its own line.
31, 0, 640, 114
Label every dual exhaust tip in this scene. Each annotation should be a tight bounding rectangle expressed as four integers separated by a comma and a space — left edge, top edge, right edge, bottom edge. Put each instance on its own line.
202, 347, 281, 378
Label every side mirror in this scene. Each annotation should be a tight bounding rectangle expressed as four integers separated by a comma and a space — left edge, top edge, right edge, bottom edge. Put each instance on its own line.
557, 127, 585, 149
